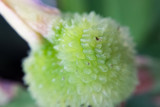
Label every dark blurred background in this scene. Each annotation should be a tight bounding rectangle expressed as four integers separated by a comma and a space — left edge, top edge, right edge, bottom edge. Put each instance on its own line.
1, 0, 160, 82
0, 17, 29, 82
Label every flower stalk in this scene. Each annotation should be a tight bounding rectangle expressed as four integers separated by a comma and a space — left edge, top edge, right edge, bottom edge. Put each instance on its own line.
0, 0, 60, 49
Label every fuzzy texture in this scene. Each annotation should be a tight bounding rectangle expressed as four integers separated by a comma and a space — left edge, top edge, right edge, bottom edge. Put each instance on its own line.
23, 12, 137, 107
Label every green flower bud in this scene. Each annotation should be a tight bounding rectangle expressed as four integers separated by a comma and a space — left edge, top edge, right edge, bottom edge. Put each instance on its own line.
23, 12, 137, 107
0, 0, 137, 106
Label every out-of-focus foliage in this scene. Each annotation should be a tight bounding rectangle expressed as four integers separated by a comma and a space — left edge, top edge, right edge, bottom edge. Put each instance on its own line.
57, 0, 160, 58
2, 87, 36, 107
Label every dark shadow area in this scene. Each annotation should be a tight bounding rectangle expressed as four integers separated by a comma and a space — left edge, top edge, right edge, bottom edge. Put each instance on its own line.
0, 16, 29, 82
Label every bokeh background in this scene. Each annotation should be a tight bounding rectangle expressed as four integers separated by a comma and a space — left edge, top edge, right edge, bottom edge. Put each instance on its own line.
0, 0, 160, 107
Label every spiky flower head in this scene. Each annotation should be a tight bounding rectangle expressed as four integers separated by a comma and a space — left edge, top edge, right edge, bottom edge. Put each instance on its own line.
24, 12, 137, 107
0, 0, 137, 107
